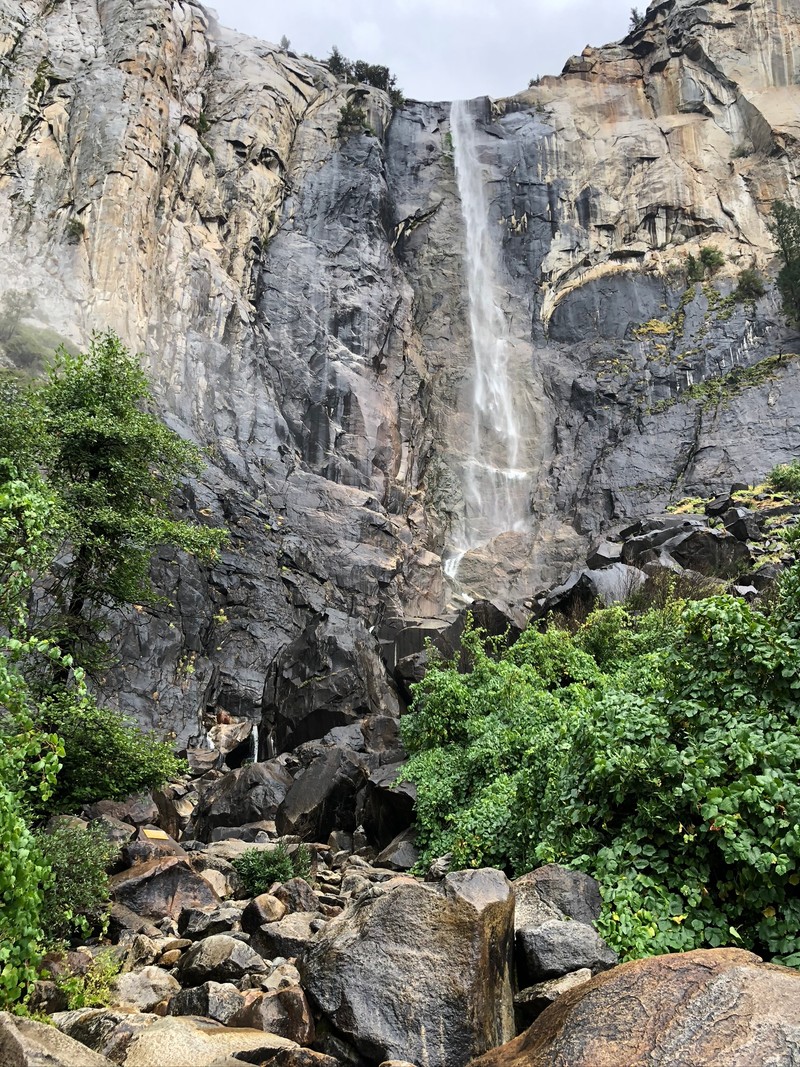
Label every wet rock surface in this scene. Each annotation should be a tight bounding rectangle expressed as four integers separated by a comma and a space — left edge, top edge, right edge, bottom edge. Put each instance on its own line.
0, 0, 799, 750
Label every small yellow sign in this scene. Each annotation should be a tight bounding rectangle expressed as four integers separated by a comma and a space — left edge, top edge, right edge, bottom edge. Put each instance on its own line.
142, 828, 169, 840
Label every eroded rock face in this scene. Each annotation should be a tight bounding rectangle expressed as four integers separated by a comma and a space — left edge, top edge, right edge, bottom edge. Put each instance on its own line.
1, 0, 800, 746
469, 948, 800, 1066
301, 868, 516, 1066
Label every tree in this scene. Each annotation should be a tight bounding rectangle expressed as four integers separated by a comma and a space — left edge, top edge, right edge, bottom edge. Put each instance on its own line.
2, 331, 227, 671
629, 7, 645, 31
0, 290, 36, 347
279, 34, 290, 51
769, 201, 800, 325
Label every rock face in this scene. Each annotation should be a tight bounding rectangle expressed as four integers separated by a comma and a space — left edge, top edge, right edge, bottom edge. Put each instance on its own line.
470, 948, 800, 1066
301, 868, 516, 1066
1, 0, 800, 749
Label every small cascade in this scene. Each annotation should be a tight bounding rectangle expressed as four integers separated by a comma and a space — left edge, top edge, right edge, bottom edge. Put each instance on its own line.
250, 722, 259, 763
446, 99, 529, 578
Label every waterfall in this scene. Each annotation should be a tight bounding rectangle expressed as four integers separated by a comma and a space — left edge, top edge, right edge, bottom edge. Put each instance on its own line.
446, 99, 528, 577
250, 722, 259, 763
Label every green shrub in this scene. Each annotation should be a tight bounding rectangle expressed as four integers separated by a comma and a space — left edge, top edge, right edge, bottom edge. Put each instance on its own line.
54, 949, 120, 1009
401, 587, 800, 964
687, 246, 725, 283
231, 843, 311, 895
36, 821, 119, 944
734, 267, 766, 303
769, 201, 800, 325
768, 459, 800, 496
36, 692, 184, 817
337, 101, 369, 137
699, 245, 725, 274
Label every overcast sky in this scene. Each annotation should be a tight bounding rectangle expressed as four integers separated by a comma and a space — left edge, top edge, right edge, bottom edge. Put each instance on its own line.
207, 0, 635, 102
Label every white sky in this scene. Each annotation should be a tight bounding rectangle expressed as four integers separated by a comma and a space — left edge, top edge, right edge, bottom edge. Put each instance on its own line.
206, 0, 636, 102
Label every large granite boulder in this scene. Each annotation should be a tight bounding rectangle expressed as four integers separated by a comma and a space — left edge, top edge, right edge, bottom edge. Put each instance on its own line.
122, 1016, 297, 1066
52, 1010, 160, 1064
177, 934, 268, 985
301, 869, 516, 1066
470, 949, 800, 1065
0, 1011, 115, 1067
191, 761, 294, 842
109, 856, 220, 920
276, 746, 371, 841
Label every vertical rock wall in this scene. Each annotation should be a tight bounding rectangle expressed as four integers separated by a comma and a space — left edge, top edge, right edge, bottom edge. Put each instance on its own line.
1, 0, 799, 743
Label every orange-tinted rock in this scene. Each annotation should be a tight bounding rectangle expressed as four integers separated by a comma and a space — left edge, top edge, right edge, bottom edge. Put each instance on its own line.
470, 948, 800, 1066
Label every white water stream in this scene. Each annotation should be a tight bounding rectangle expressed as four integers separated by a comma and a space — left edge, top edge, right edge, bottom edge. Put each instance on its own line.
446, 100, 528, 579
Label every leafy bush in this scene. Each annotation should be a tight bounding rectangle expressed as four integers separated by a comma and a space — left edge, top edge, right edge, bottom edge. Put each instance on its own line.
769, 200, 800, 325
36, 693, 185, 816
36, 821, 119, 944
734, 267, 766, 303
401, 586, 800, 964
337, 102, 369, 137
231, 843, 311, 895
768, 459, 800, 495
54, 949, 120, 1009
687, 246, 725, 283
700, 245, 725, 274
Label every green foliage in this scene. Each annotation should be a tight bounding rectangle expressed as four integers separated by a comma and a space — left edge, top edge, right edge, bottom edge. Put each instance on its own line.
402, 589, 800, 963
0, 290, 36, 348
769, 200, 800, 325
629, 7, 645, 31
326, 46, 404, 107
337, 101, 369, 138
38, 695, 184, 815
687, 246, 725, 283
1, 331, 227, 670
231, 843, 311, 895
35, 821, 119, 944
768, 459, 800, 496
734, 267, 766, 303
54, 949, 120, 1009
64, 218, 84, 243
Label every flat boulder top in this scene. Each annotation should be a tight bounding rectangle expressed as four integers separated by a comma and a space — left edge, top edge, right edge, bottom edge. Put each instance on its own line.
470, 948, 800, 1066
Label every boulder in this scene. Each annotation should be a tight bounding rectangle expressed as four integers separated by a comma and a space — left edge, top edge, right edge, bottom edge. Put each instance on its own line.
253, 912, 322, 960
168, 981, 245, 1024
229, 986, 315, 1044
110, 966, 180, 1012
586, 540, 623, 569
83, 794, 159, 827
274, 878, 320, 914
514, 969, 592, 1029
122, 1015, 297, 1067
358, 762, 417, 849
469, 948, 800, 1066
264, 611, 401, 752
191, 760, 294, 842
276, 746, 370, 841
268, 1051, 340, 1067
514, 866, 602, 928
177, 934, 268, 985
177, 904, 242, 940
376, 828, 420, 870
722, 507, 763, 542
301, 868, 515, 1066
242, 893, 288, 932
517, 919, 618, 983
0, 1011, 115, 1067
53, 1009, 160, 1063
534, 565, 645, 619
110, 857, 220, 920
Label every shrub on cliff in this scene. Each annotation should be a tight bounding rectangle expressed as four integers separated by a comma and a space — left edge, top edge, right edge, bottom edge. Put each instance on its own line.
769, 200, 800, 325
36, 820, 119, 943
401, 584, 800, 965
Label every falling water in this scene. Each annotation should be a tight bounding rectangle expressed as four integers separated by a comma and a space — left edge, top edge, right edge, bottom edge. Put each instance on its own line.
250, 722, 259, 763
447, 99, 528, 576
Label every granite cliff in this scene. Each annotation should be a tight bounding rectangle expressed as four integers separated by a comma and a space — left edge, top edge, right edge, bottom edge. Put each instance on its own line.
1, 0, 799, 747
